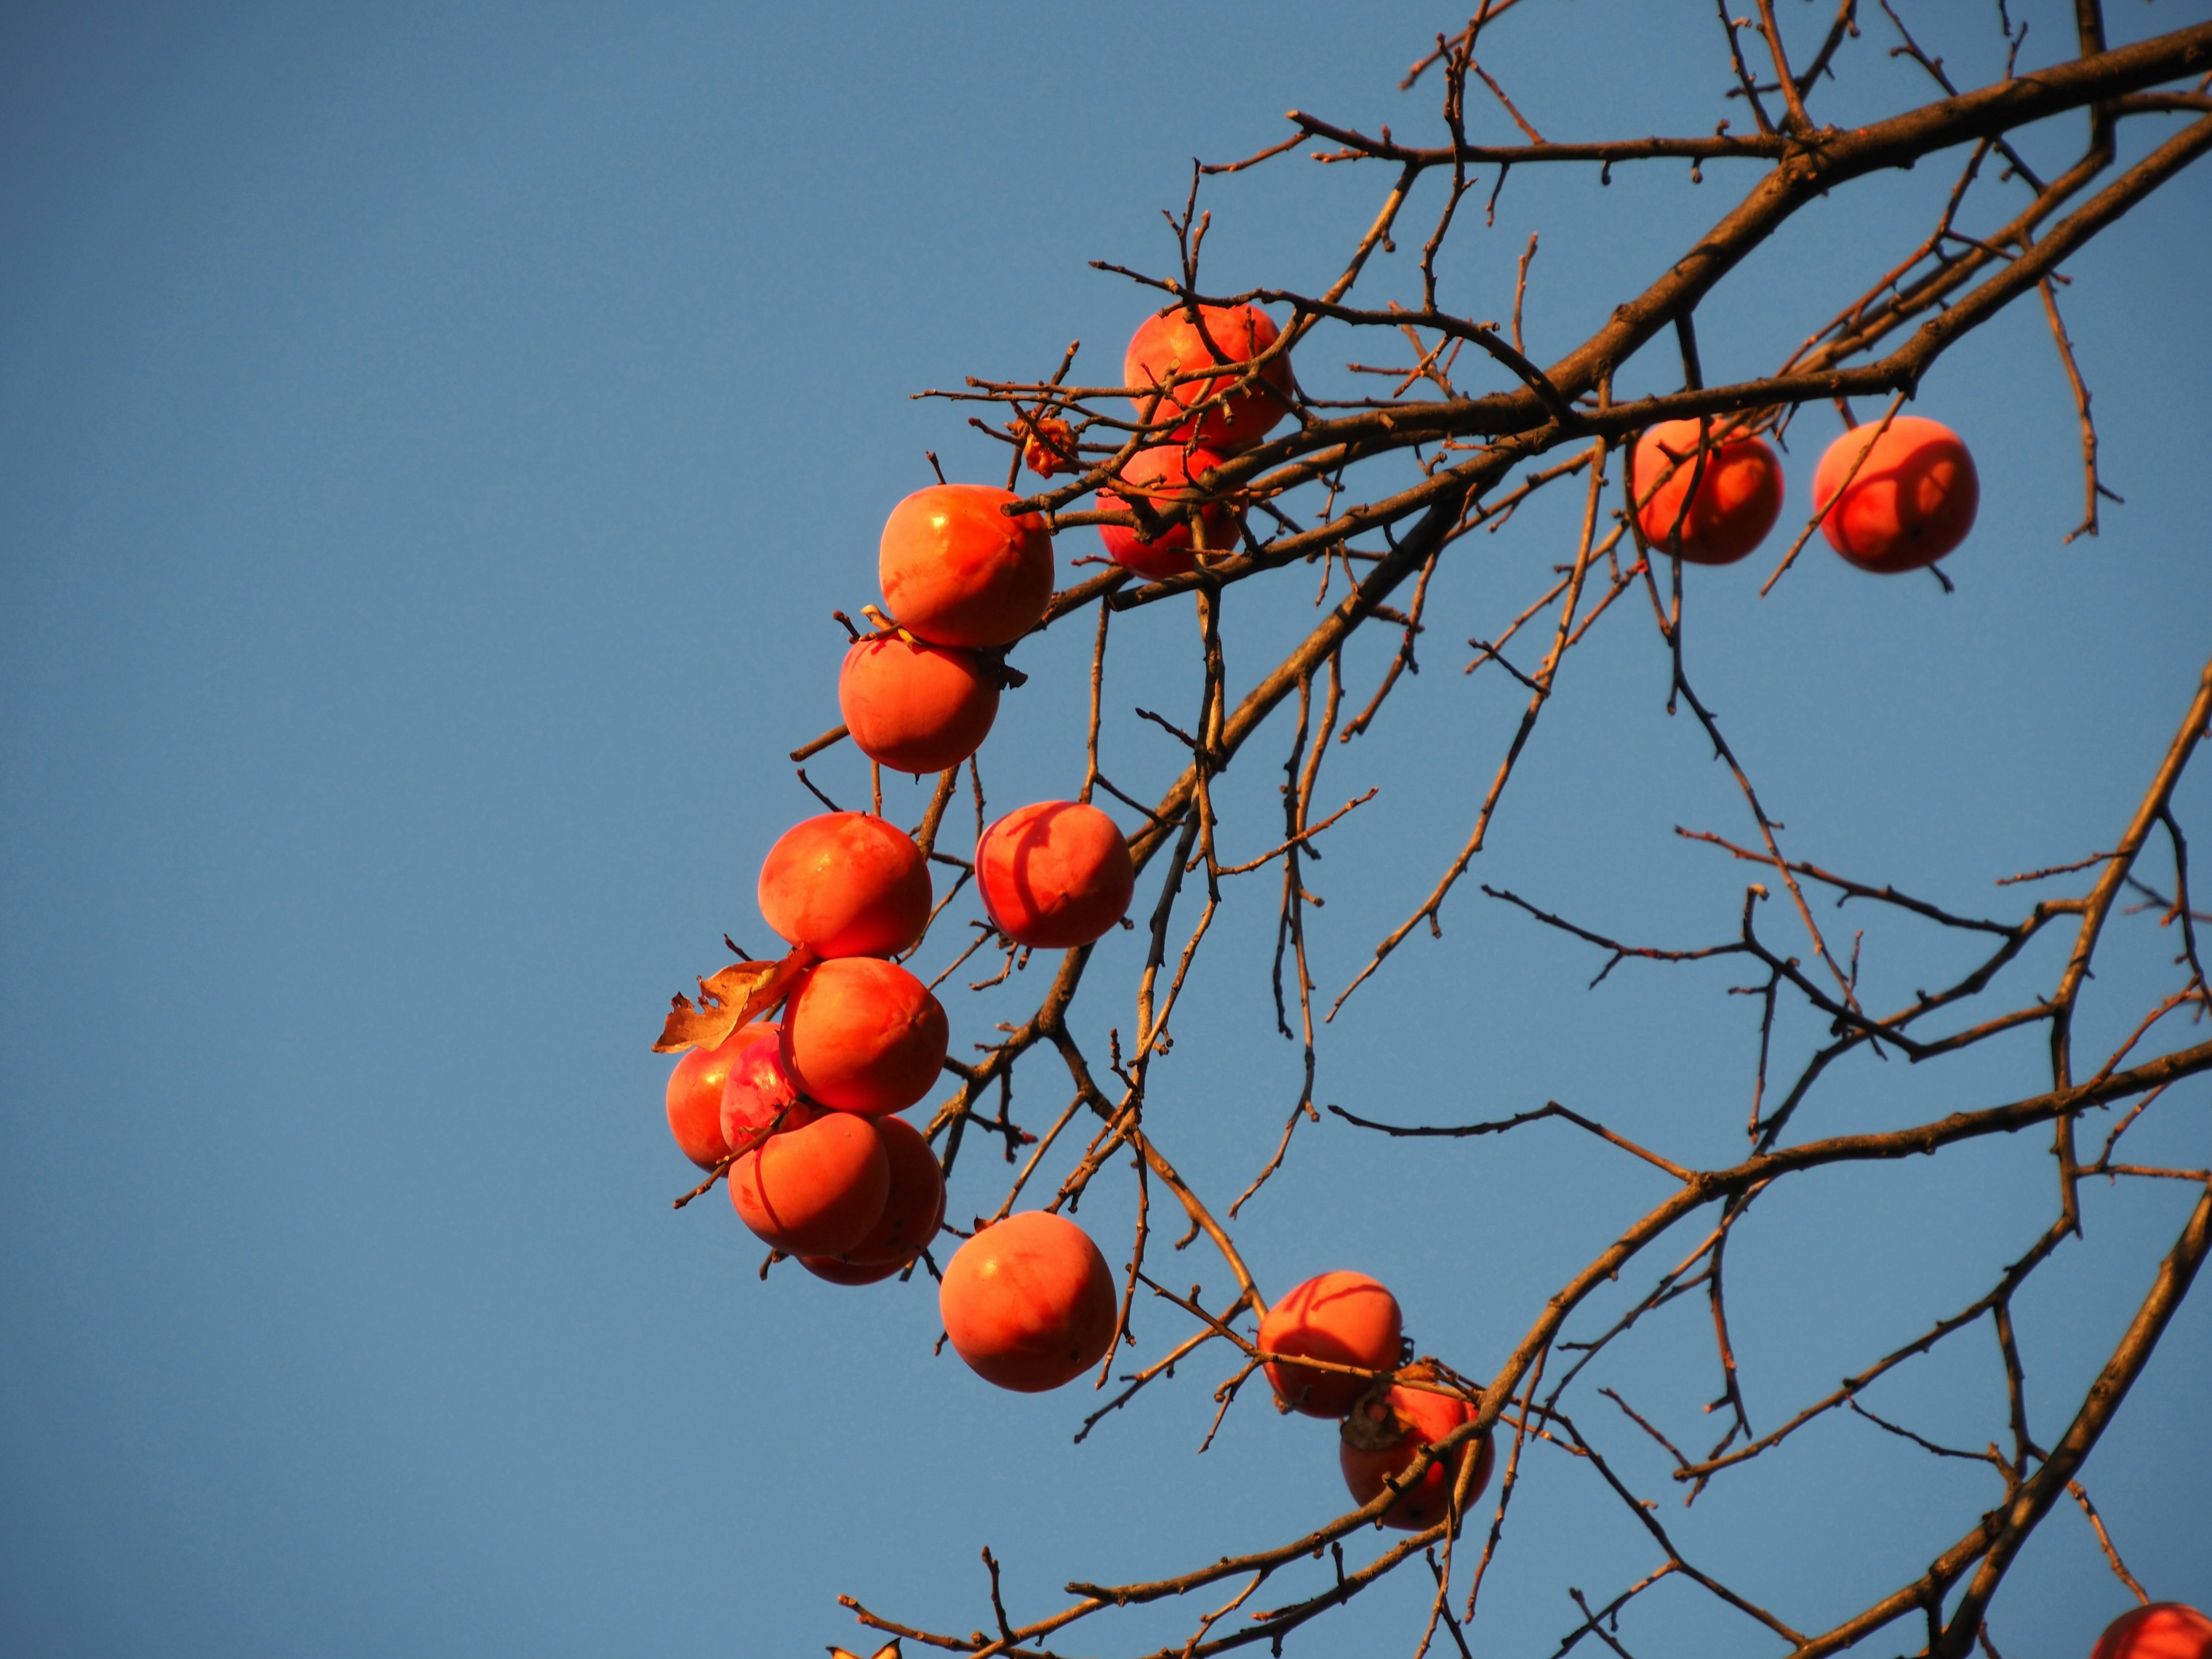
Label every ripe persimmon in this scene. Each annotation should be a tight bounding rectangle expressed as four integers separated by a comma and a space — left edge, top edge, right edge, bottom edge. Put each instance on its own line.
729, 1109, 889, 1257
664, 1020, 775, 1169
1125, 304, 1293, 453
839, 636, 1001, 776
2093, 1604, 2212, 1659
1097, 445, 1245, 579
718, 1025, 813, 1152
1814, 415, 1979, 573
879, 483, 1054, 649
939, 1210, 1118, 1392
1339, 1365, 1495, 1531
976, 801, 1135, 950
781, 957, 949, 1115
1258, 1271, 1404, 1418
798, 1255, 904, 1286
1630, 419, 1784, 566
759, 812, 931, 960
803, 1114, 945, 1283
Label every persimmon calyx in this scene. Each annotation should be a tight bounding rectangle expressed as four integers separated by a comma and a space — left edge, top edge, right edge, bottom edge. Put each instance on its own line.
1339, 1378, 1414, 1453
652, 945, 815, 1054
973, 647, 1028, 690
849, 605, 1029, 686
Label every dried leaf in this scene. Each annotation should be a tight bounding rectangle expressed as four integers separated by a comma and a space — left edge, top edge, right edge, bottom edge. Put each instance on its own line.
651, 948, 810, 1054
1018, 414, 1077, 478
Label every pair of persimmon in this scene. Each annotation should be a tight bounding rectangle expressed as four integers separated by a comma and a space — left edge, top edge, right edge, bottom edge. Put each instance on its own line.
1260, 1271, 1495, 1531
1096, 302, 1295, 579
840, 482, 1054, 776
1631, 414, 1980, 574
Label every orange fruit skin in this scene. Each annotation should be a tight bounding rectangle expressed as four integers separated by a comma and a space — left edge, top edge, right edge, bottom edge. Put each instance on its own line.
781, 957, 950, 1116
1097, 445, 1245, 579
879, 484, 1054, 649
838, 637, 1001, 776
1630, 420, 1785, 566
1814, 414, 1979, 573
759, 812, 932, 960
798, 1255, 904, 1286
1339, 1383, 1497, 1531
1124, 304, 1293, 453
799, 1116, 946, 1285
718, 1026, 814, 1151
827, 1113, 946, 1268
729, 1110, 889, 1257
976, 801, 1136, 950
1258, 1271, 1404, 1418
940, 1211, 1119, 1392
2093, 1605, 2212, 1659
664, 1020, 775, 1169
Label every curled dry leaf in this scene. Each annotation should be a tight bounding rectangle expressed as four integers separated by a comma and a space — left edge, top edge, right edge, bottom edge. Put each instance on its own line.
1017, 415, 1077, 478
652, 947, 812, 1054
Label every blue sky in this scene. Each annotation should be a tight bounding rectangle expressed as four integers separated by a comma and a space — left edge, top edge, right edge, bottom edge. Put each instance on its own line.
3, 4, 2209, 1656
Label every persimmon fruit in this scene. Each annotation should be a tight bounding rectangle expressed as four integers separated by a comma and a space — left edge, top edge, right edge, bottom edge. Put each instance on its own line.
1814, 414, 1980, 573
729, 1109, 889, 1257
939, 1210, 1118, 1392
759, 812, 931, 960
879, 483, 1054, 649
718, 1025, 813, 1152
1630, 419, 1784, 566
839, 636, 1001, 776
2093, 1604, 2212, 1659
802, 1115, 946, 1283
1125, 304, 1293, 453
975, 801, 1136, 950
781, 957, 949, 1116
1258, 1271, 1404, 1418
1096, 444, 1244, 579
664, 1020, 775, 1169
798, 1255, 904, 1286
1339, 1366, 1495, 1530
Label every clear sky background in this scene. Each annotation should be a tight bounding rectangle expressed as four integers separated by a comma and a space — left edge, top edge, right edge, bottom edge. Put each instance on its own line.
3, 4, 2209, 1656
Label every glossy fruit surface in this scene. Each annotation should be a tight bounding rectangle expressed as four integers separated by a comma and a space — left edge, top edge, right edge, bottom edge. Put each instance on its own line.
798, 1254, 904, 1285
839, 637, 1001, 776
2092, 1604, 2212, 1659
1814, 415, 1979, 573
781, 957, 949, 1115
729, 1110, 889, 1256
759, 812, 931, 960
1124, 304, 1293, 453
718, 1025, 813, 1152
879, 483, 1054, 648
976, 801, 1136, 950
939, 1210, 1118, 1392
664, 1020, 774, 1169
1631, 419, 1785, 566
1339, 1369, 1496, 1531
827, 1113, 945, 1267
1096, 445, 1244, 579
1258, 1271, 1404, 1418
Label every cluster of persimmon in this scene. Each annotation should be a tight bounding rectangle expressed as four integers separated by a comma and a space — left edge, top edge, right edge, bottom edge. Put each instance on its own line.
1259, 1271, 1496, 1529
1630, 412, 1980, 573
660, 306, 1313, 1393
